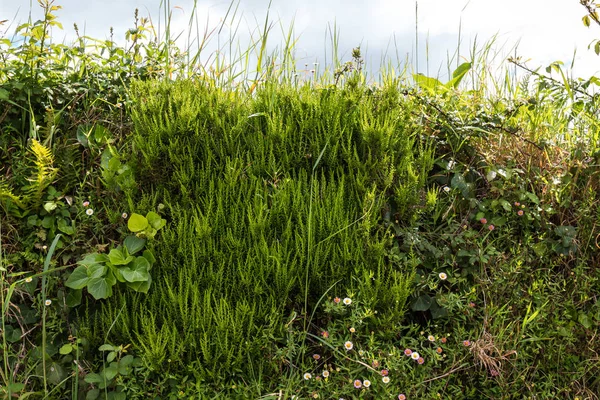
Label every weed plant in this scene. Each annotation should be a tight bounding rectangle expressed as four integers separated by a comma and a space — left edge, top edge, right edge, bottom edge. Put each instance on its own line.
0, 0, 599, 399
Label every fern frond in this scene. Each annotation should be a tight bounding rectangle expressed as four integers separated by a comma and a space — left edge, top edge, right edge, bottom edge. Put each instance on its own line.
0, 183, 26, 210
23, 139, 58, 208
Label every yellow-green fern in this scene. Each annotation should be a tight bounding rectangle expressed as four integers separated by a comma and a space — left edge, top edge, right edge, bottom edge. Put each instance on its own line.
0, 139, 58, 213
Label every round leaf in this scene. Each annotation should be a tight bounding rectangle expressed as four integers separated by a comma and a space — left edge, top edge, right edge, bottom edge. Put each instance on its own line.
127, 213, 148, 232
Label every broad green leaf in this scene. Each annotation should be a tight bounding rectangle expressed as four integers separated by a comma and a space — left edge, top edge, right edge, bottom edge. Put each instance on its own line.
146, 211, 166, 230
86, 388, 100, 400
78, 253, 109, 266
0, 88, 9, 101
413, 74, 444, 94
127, 274, 152, 293
411, 294, 433, 311
430, 300, 449, 319
43, 201, 58, 212
46, 361, 65, 385
57, 218, 75, 235
84, 373, 103, 384
142, 250, 156, 266
128, 213, 148, 232
87, 277, 113, 299
65, 266, 90, 289
59, 344, 73, 355
108, 248, 135, 266
578, 313, 592, 329
446, 62, 472, 88
124, 235, 146, 255
65, 289, 82, 307
88, 263, 107, 279
76, 124, 91, 147
99, 344, 116, 351
498, 199, 512, 212
103, 363, 119, 380
4, 325, 22, 343
120, 257, 150, 282
93, 125, 110, 144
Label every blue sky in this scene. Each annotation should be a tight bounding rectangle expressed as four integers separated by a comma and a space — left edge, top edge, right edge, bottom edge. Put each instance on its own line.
1, 0, 599, 79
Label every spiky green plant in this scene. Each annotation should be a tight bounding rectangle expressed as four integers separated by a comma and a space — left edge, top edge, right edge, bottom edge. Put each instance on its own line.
0, 139, 57, 214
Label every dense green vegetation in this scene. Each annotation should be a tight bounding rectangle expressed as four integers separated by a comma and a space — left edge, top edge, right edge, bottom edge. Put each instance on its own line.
1, 1, 600, 399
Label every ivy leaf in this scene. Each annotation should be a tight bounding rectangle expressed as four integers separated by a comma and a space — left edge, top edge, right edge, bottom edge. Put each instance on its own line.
4, 325, 22, 343
87, 277, 114, 299
120, 257, 150, 282
65, 266, 90, 289
127, 274, 152, 293
411, 294, 433, 311
127, 213, 148, 232
124, 235, 146, 255
78, 253, 109, 267
142, 250, 156, 267
88, 264, 107, 279
108, 248, 135, 266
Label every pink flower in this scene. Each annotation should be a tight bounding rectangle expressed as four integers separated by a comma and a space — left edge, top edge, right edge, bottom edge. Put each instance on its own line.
404, 348, 412, 356
353, 379, 362, 389
517, 210, 524, 216
321, 331, 329, 338
463, 340, 471, 346
488, 224, 495, 231
417, 357, 424, 364
398, 395, 407, 400
381, 369, 389, 376
313, 354, 321, 360
480, 218, 487, 224
334, 297, 341, 304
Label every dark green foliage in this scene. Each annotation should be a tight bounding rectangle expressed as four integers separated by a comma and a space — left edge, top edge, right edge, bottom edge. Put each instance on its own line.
88, 79, 432, 387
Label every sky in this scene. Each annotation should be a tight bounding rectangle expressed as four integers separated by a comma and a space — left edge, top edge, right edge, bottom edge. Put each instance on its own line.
1, 0, 599, 80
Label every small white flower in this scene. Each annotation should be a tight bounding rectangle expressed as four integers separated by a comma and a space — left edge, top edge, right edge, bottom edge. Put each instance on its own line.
349, 327, 356, 333
382, 376, 390, 384
439, 272, 448, 280
303, 372, 312, 380
486, 170, 497, 181
344, 341, 354, 351
343, 297, 352, 305
322, 370, 329, 378
443, 186, 450, 193
122, 212, 128, 219
363, 379, 371, 388
411, 352, 420, 360
428, 335, 435, 342
42, 245, 47, 250
45, 299, 52, 306
25, 277, 33, 283
86, 209, 94, 216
